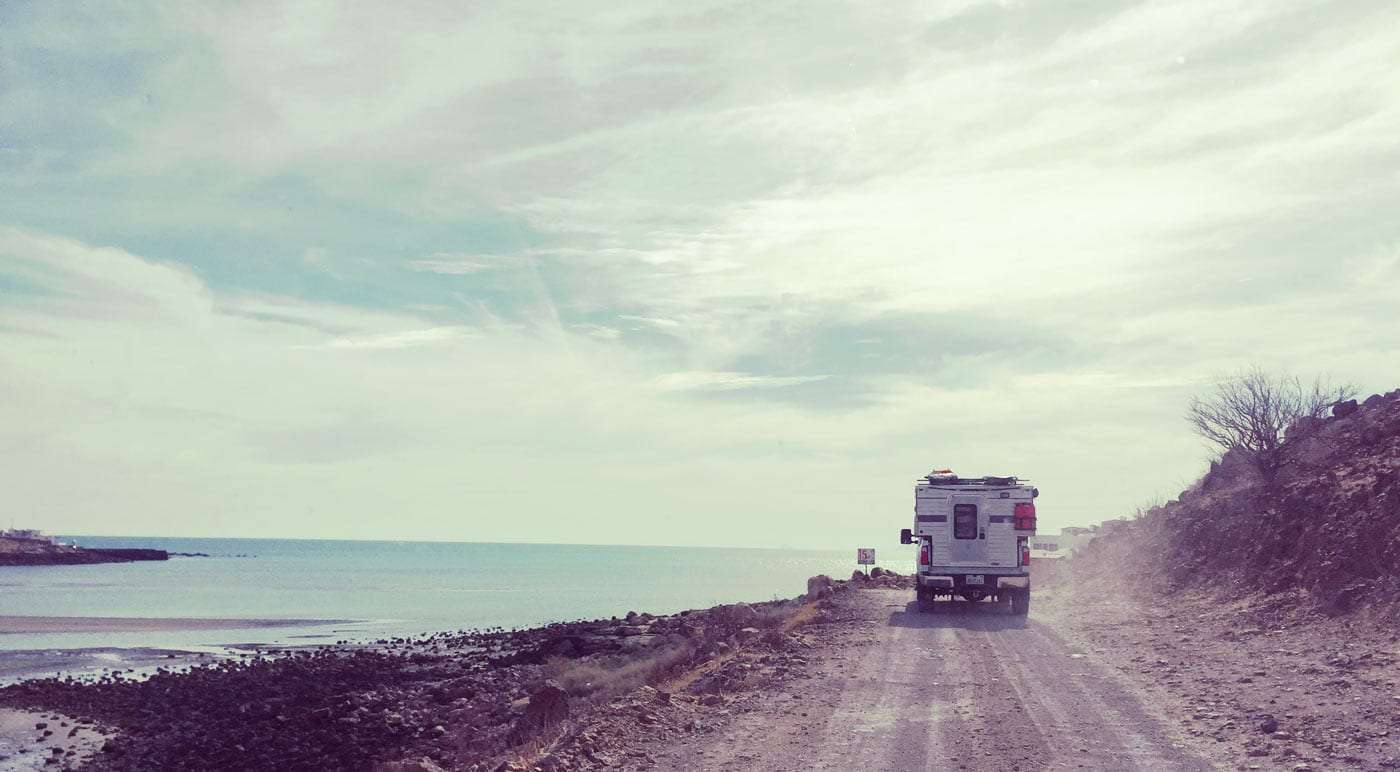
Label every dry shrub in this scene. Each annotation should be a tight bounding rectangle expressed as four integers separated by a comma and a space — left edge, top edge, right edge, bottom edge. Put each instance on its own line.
545, 642, 694, 702
753, 606, 789, 629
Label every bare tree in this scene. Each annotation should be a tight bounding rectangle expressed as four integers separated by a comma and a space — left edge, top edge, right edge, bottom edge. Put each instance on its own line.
1187, 367, 1355, 483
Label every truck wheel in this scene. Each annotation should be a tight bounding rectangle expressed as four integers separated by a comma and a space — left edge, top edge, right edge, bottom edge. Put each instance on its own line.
1010, 589, 1031, 616
916, 588, 932, 612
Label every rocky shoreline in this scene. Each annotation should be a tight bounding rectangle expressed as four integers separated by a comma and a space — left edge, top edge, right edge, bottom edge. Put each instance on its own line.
0, 569, 911, 770
0, 542, 168, 567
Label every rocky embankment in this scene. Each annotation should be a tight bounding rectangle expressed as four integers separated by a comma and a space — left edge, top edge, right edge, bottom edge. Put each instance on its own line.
0, 569, 910, 771
0, 543, 168, 567
1054, 386, 1400, 768
1072, 387, 1400, 618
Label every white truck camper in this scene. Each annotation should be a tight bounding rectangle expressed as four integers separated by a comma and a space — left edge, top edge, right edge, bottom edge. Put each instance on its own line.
899, 469, 1038, 615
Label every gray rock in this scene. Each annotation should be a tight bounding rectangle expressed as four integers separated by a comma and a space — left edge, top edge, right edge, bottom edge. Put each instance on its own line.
524, 682, 570, 727
724, 603, 758, 627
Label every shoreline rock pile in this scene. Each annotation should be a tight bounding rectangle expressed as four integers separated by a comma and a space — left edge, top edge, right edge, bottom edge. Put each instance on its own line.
0, 589, 832, 770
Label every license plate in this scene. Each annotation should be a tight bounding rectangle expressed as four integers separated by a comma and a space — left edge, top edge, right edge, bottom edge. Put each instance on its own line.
964, 575, 984, 585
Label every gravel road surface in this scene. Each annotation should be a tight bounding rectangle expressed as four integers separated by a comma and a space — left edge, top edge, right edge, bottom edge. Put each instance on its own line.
652, 588, 1211, 771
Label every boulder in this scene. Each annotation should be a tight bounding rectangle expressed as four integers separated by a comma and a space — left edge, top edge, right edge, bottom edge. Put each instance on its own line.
1332, 399, 1359, 418
524, 682, 570, 728
805, 574, 835, 600
715, 603, 757, 627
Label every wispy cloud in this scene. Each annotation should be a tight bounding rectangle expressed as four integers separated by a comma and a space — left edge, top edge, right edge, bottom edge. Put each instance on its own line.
322, 327, 475, 350
407, 253, 537, 275
654, 371, 831, 393
617, 315, 681, 329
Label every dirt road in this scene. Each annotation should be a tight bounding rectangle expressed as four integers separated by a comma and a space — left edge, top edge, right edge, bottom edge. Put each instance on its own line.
648, 588, 1211, 771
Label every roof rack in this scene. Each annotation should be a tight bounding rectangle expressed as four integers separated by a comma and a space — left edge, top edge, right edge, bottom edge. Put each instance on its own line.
918, 474, 1024, 486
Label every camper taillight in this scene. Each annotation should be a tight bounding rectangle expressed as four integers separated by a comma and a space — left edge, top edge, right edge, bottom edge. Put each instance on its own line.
1021, 543, 1031, 566
919, 542, 930, 566
1014, 502, 1037, 530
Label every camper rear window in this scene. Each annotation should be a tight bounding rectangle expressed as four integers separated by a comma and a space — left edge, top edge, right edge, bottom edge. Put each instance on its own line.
953, 504, 978, 539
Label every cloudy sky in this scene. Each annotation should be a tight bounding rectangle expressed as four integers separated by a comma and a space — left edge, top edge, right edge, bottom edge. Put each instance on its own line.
2, 1, 1398, 548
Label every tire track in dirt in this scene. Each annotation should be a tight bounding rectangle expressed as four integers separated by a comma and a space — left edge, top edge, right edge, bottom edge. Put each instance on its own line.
640, 589, 1213, 771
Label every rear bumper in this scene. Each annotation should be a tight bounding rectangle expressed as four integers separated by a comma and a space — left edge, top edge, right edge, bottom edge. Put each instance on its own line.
919, 573, 1030, 590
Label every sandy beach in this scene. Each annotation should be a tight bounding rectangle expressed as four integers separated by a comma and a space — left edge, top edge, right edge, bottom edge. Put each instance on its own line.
0, 616, 350, 635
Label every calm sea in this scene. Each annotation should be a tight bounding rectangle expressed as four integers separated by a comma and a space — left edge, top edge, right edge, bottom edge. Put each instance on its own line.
0, 537, 911, 652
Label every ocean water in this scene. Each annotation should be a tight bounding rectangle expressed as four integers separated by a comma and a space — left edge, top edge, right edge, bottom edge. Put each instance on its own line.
1, 537, 912, 652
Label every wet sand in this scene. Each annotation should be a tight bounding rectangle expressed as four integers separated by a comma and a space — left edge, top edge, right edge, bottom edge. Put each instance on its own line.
0, 646, 224, 683
0, 707, 109, 770
0, 616, 350, 635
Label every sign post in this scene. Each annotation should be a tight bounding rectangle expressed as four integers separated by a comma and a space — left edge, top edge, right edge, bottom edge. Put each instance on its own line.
856, 547, 875, 577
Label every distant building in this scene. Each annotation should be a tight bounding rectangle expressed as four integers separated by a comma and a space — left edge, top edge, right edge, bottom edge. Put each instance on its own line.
1030, 526, 1101, 556
1098, 518, 1130, 535
1, 528, 59, 545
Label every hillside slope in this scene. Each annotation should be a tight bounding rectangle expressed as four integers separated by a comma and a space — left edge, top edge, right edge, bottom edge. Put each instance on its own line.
1071, 389, 1400, 617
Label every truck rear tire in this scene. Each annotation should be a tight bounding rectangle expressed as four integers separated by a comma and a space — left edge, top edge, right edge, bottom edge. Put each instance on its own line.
916, 588, 933, 612
1009, 589, 1031, 616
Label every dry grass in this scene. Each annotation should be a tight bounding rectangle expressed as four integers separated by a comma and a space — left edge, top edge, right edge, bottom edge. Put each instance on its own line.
545, 642, 695, 703
752, 606, 789, 629
507, 600, 816, 769
663, 600, 815, 694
